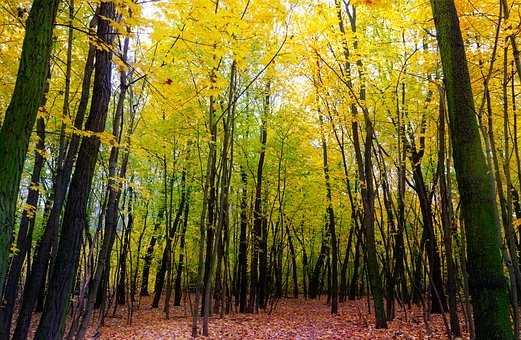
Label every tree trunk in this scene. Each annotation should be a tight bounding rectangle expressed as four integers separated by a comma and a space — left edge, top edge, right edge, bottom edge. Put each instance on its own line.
0, 116, 46, 339
238, 168, 249, 312
318, 113, 338, 314
117, 189, 134, 305
12, 24, 97, 339
174, 196, 190, 306
431, 0, 514, 338
140, 207, 165, 296
249, 84, 269, 312
153, 169, 187, 308
0, 0, 59, 290
349, 228, 361, 300
438, 88, 461, 337
75, 33, 133, 339
287, 224, 299, 299
34, 3, 115, 338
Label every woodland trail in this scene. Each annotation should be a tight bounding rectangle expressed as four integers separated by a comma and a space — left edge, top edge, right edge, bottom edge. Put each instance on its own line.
94, 298, 468, 339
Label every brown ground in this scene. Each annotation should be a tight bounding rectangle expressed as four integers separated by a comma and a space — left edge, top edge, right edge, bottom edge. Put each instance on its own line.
93, 297, 469, 339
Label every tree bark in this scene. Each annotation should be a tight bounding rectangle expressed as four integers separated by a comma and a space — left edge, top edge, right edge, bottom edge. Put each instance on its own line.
0, 0, 59, 292
12, 18, 97, 340
34, 3, 115, 338
0, 116, 46, 339
431, 0, 514, 338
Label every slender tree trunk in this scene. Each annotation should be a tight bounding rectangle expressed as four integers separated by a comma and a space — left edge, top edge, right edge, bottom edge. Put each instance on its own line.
174, 196, 190, 306
410, 162, 446, 313
153, 170, 186, 307
140, 207, 165, 296
485, 81, 521, 311
511, 60, 521, 219
438, 88, 461, 337
117, 189, 134, 305
0, 116, 46, 339
194, 49, 220, 334
349, 228, 361, 300
318, 113, 338, 314
339, 227, 353, 302
287, 224, 299, 299
309, 231, 330, 299
249, 84, 269, 312
75, 33, 133, 338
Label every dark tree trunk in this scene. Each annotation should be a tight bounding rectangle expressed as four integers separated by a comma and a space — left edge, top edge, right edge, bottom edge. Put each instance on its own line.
12, 20, 98, 340
140, 207, 165, 296
201, 71, 218, 336
287, 224, 299, 299
117, 189, 134, 305
431, 0, 514, 337
238, 168, 249, 312
153, 168, 187, 308
318, 114, 338, 314
0, 0, 59, 290
76, 34, 133, 339
33, 3, 115, 338
249, 85, 269, 312
0, 116, 46, 339
410, 163, 446, 313
174, 197, 190, 306
438, 88, 461, 337
339, 226, 354, 302
309, 232, 329, 299
348, 228, 361, 300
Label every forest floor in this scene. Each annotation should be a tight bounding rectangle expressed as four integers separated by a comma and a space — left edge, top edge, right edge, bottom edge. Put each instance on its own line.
91, 297, 469, 339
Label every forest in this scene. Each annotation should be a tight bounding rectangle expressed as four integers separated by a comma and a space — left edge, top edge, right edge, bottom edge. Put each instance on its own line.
0, 0, 520, 339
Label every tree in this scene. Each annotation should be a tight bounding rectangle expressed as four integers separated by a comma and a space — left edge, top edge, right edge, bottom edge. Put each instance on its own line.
430, 0, 514, 338
34, 2, 115, 338
0, 0, 59, 292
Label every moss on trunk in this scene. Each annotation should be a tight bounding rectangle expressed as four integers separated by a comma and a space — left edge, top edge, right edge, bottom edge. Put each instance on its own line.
430, 0, 514, 338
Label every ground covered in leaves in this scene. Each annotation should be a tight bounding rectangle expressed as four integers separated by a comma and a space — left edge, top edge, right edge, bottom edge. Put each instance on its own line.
95, 297, 469, 339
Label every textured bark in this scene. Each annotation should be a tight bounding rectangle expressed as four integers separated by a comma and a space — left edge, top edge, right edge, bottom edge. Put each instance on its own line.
431, 0, 514, 338
34, 3, 115, 338
12, 21, 97, 340
201, 66, 218, 335
0, 0, 59, 293
0, 116, 46, 339
75, 33, 133, 339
